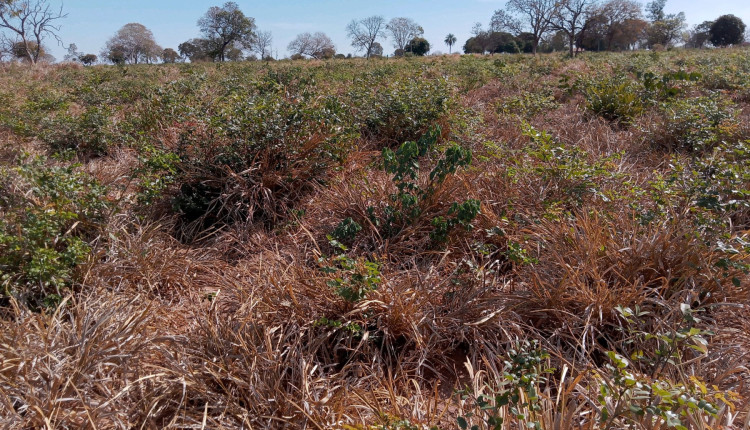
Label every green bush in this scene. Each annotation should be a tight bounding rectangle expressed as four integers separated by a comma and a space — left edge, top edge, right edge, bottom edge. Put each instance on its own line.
365, 127, 479, 244
39, 105, 119, 156
649, 96, 736, 153
349, 75, 452, 146
171, 89, 355, 234
583, 75, 644, 123
0, 158, 108, 307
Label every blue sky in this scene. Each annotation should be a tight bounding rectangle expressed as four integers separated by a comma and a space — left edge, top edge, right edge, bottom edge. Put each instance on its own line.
44, 0, 750, 60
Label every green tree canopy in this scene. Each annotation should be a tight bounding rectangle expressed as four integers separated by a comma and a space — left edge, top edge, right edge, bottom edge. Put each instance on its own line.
405, 37, 430, 56
197, 2, 255, 61
709, 14, 746, 47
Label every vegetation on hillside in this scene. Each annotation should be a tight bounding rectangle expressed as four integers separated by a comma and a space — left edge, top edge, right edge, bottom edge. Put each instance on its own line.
0, 49, 749, 429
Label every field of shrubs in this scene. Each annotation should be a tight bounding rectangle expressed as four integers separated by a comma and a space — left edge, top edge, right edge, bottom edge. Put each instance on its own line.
1, 49, 749, 429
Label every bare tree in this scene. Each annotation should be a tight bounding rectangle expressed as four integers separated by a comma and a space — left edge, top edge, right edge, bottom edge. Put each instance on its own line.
253, 30, 272, 60
386, 17, 423, 51
287, 32, 335, 59
0, 39, 9, 62
644, 0, 685, 48
490, 9, 521, 34
503, 0, 561, 54
0, 0, 66, 65
198, 2, 255, 61
347, 15, 386, 58
471, 22, 484, 36
551, 0, 596, 57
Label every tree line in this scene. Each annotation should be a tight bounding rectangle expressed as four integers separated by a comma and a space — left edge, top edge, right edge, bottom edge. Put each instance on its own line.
467, 0, 747, 57
0, 0, 747, 65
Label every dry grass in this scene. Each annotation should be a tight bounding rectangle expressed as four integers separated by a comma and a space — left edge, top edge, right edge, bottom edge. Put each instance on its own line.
1, 51, 749, 429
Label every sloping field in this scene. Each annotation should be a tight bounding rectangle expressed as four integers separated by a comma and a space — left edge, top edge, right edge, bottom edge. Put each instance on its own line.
1, 50, 749, 428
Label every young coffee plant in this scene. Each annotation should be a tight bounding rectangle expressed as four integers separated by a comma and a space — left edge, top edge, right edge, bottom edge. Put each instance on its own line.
365, 127, 480, 244
319, 239, 381, 304
649, 96, 737, 153
593, 304, 737, 429
458, 341, 553, 430
582, 74, 645, 124
0, 157, 108, 307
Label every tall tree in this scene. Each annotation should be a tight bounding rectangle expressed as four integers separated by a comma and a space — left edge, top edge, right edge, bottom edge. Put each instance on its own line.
405, 37, 430, 56
347, 15, 386, 58
79, 53, 96, 65
103, 23, 162, 64
287, 32, 335, 59
0, 0, 66, 65
444, 33, 457, 53
178, 38, 218, 62
503, 0, 561, 55
686, 21, 713, 48
253, 30, 273, 60
370, 41, 384, 57
11, 40, 52, 62
644, 0, 685, 48
551, 0, 595, 57
386, 17, 423, 51
579, 0, 644, 51
63, 42, 81, 62
709, 15, 746, 47
197, 2, 255, 62
161, 48, 180, 63
490, 9, 521, 34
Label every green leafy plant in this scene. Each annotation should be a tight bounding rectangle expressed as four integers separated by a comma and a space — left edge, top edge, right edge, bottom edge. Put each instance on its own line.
349, 75, 452, 145
134, 144, 180, 206
649, 96, 736, 153
518, 124, 620, 208
583, 75, 644, 123
593, 304, 737, 429
367, 127, 479, 243
0, 157, 108, 307
458, 341, 553, 430
331, 217, 363, 244
319, 240, 381, 303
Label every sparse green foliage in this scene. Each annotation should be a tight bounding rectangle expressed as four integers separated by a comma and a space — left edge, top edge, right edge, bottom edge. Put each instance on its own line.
319, 240, 381, 303
458, 341, 553, 430
0, 158, 107, 306
595, 305, 736, 429
367, 127, 479, 243
649, 96, 735, 153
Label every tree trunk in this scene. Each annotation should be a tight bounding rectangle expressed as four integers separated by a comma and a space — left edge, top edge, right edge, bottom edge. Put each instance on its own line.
569, 34, 575, 57
23, 40, 36, 65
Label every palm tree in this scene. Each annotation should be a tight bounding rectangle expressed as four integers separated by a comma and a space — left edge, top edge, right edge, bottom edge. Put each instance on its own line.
444, 33, 457, 54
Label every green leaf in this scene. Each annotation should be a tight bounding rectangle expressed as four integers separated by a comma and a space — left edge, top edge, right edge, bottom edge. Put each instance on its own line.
457, 416, 468, 430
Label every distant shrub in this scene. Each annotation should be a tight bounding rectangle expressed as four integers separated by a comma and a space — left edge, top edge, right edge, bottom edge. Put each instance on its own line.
649, 96, 737, 153
349, 75, 452, 146
583, 75, 644, 123
172, 90, 356, 236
